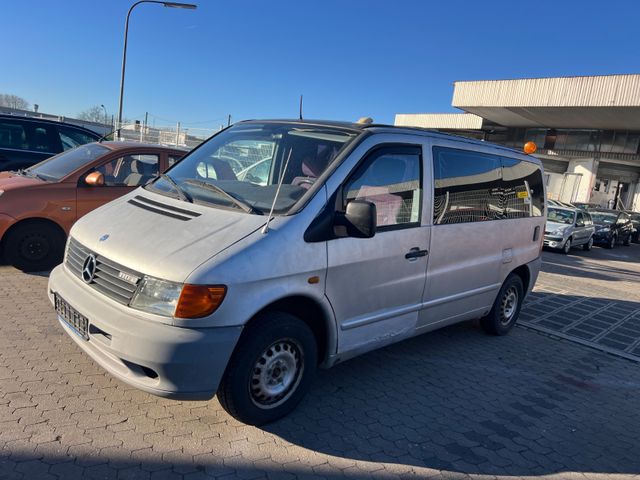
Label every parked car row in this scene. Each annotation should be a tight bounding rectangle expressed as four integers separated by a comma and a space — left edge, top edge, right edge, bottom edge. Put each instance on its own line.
544, 198, 638, 254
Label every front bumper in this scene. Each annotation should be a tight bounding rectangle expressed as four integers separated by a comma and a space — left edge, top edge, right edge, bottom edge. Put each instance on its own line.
543, 235, 565, 249
593, 231, 612, 245
48, 264, 242, 400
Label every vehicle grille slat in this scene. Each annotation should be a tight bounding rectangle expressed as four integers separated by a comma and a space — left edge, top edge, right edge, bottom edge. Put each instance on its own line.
92, 277, 133, 303
94, 269, 138, 293
65, 237, 142, 305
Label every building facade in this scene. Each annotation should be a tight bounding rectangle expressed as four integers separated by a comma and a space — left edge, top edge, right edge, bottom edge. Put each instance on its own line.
395, 74, 640, 211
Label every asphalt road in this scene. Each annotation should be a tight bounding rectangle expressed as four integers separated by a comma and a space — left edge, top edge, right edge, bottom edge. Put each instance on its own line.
0, 244, 639, 479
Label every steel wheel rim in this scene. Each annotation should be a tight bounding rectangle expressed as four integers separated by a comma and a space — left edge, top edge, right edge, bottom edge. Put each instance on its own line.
20, 234, 50, 261
250, 338, 304, 409
564, 239, 571, 253
588, 238, 593, 248
500, 286, 518, 325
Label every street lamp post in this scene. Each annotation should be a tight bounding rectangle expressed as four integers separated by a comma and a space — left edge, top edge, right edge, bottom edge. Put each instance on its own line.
116, 1, 197, 139
100, 104, 108, 126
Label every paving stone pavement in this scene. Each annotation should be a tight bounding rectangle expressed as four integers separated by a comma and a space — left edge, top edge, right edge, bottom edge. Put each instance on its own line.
521, 244, 640, 362
1, 248, 640, 480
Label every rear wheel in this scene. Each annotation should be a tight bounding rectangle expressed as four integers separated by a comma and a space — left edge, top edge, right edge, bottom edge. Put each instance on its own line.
3, 222, 65, 272
562, 237, 572, 254
217, 312, 317, 425
480, 274, 524, 336
583, 236, 594, 251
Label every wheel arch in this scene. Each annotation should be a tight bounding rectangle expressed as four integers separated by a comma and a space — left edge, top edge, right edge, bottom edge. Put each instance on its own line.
509, 263, 531, 294
241, 294, 336, 367
1, 217, 67, 247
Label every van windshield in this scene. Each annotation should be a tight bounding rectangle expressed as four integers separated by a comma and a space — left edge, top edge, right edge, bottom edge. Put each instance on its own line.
148, 122, 359, 214
27, 143, 109, 182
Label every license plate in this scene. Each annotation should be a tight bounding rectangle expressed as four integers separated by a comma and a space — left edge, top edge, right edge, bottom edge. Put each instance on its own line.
55, 293, 89, 340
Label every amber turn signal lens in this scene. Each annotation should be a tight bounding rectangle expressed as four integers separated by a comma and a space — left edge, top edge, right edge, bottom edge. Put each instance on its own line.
523, 141, 537, 154
175, 285, 227, 319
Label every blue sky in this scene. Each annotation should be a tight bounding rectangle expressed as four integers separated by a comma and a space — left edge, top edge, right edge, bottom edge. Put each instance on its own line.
2, 0, 640, 131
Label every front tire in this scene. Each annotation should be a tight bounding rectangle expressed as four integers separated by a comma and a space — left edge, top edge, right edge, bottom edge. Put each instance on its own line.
606, 235, 617, 249
623, 234, 631, 246
217, 312, 317, 425
562, 237, 572, 254
3, 222, 65, 272
481, 274, 524, 336
583, 236, 594, 251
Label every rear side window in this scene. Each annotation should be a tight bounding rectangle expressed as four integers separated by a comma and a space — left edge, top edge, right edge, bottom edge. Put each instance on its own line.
433, 147, 502, 224
58, 126, 98, 151
27, 125, 57, 153
0, 120, 27, 149
501, 158, 545, 218
433, 146, 545, 225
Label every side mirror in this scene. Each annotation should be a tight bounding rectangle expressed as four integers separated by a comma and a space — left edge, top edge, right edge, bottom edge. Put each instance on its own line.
340, 200, 376, 238
85, 171, 104, 186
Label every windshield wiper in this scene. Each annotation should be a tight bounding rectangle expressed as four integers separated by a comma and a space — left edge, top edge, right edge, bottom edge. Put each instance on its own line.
183, 179, 262, 215
159, 174, 192, 203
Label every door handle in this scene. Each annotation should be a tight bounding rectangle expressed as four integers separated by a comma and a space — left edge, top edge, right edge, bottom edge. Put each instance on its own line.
405, 247, 428, 260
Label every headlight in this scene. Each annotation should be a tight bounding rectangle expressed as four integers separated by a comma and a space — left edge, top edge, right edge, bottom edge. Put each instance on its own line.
0, 190, 4, 197
550, 230, 564, 237
130, 277, 182, 317
130, 276, 227, 318
600, 227, 610, 232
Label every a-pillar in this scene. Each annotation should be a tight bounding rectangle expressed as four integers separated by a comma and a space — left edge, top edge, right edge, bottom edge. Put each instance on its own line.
567, 157, 599, 203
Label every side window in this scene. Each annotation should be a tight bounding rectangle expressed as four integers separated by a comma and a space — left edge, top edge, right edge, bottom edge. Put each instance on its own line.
433, 147, 501, 224
58, 126, 98, 151
618, 214, 629, 224
0, 121, 27, 150
501, 157, 545, 217
168, 154, 182, 167
585, 213, 593, 225
576, 212, 584, 225
26, 125, 57, 153
343, 146, 422, 230
96, 154, 159, 187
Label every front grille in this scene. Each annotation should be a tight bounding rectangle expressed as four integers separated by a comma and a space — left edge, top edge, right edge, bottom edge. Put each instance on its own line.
65, 238, 142, 305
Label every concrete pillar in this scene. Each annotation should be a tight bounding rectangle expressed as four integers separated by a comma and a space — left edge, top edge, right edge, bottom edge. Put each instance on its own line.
567, 158, 598, 203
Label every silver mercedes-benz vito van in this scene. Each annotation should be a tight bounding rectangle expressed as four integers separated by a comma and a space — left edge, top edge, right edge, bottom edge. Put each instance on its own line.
48, 120, 546, 425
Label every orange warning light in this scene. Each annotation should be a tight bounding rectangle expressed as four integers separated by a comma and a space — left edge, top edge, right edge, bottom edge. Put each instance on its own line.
523, 141, 537, 154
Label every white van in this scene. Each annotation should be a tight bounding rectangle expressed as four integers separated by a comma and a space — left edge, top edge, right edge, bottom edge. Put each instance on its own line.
48, 120, 546, 425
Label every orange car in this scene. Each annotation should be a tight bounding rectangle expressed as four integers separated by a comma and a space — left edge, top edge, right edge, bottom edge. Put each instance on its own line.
0, 142, 185, 271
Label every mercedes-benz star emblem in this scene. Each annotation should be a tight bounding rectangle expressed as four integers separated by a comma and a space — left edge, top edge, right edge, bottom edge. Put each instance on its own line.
82, 254, 97, 284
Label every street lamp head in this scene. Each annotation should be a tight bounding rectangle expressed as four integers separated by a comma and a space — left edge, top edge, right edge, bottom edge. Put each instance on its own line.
162, 2, 197, 9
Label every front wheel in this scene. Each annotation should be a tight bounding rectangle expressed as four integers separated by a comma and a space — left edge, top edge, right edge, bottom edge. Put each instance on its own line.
562, 237, 572, 254
606, 235, 617, 249
481, 274, 524, 336
583, 236, 594, 251
623, 234, 631, 246
217, 312, 317, 425
3, 222, 65, 272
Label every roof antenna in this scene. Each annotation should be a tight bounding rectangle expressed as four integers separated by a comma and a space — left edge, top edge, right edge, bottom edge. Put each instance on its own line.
299, 94, 303, 120
262, 147, 293, 235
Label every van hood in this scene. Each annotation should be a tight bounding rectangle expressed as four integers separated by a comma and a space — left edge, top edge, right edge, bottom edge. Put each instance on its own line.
70, 189, 267, 282
0, 171, 45, 191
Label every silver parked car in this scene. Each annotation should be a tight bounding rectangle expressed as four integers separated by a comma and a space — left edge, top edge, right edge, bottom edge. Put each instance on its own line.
544, 205, 595, 253
48, 120, 546, 425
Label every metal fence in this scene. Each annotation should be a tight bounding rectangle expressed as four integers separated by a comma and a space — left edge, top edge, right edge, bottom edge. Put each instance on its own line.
115, 123, 217, 149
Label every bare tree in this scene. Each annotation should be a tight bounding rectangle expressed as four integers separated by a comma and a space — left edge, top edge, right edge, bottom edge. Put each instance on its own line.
77, 105, 107, 124
0, 94, 30, 110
